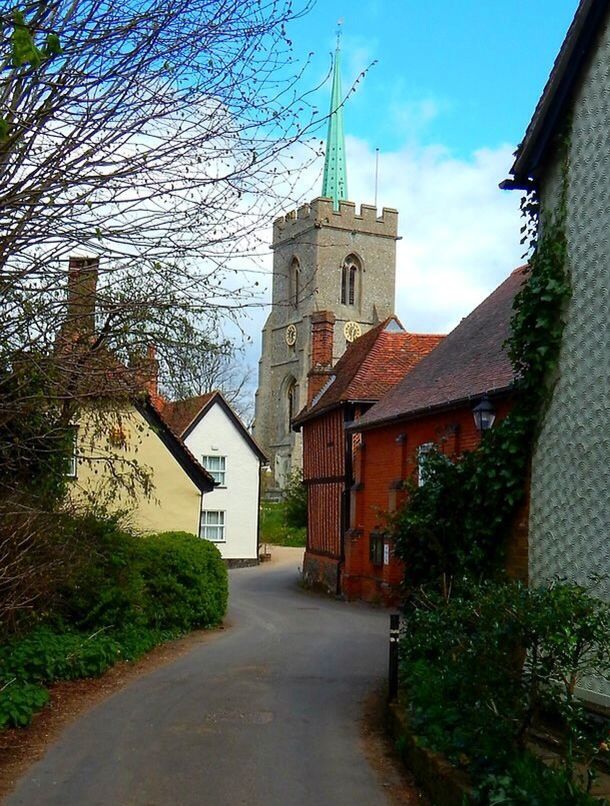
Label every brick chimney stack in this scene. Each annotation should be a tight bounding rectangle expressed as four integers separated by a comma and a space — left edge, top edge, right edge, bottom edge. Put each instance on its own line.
66, 256, 99, 335
307, 311, 335, 405
144, 344, 163, 409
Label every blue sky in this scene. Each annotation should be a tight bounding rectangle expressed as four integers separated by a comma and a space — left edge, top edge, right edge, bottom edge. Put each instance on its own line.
240, 1, 580, 403
289, 0, 578, 159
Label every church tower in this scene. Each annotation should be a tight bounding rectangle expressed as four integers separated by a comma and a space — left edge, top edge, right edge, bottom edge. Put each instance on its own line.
254, 38, 399, 489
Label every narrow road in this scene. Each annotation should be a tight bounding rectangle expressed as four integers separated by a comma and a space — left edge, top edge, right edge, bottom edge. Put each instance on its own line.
8, 548, 392, 806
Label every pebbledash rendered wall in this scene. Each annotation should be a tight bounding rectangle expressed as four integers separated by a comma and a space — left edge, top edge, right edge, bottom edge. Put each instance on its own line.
529, 13, 610, 707
254, 197, 397, 488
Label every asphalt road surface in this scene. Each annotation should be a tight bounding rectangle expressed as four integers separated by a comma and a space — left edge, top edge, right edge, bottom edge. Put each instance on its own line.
8, 548, 393, 806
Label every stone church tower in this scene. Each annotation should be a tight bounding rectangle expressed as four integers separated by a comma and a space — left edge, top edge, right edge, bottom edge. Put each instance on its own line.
253, 41, 399, 488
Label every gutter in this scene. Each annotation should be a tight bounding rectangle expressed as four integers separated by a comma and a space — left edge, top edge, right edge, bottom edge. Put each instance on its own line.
346, 385, 514, 434
292, 398, 379, 431
502, 0, 606, 189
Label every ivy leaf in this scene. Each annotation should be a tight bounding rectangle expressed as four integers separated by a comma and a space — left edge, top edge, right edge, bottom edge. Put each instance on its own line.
11, 22, 43, 68
44, 33, 62, 57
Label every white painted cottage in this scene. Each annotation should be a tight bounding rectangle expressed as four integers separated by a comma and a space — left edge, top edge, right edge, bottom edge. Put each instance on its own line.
163, 392, 266, 565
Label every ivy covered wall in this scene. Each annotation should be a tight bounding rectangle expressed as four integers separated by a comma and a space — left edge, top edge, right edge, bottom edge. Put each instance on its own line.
529, 10, 610, 708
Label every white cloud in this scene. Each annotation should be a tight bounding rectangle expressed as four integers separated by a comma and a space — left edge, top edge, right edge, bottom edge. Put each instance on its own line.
346, 135, 524, 333
387, 97, 444, 138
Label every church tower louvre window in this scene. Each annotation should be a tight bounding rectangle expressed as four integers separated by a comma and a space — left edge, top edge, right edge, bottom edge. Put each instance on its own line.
253, 28, 399, 493
341, 254, 361, 307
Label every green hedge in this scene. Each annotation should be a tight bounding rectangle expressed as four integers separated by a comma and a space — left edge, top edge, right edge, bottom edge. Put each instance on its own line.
138, 531, 228, 631
54, 520, 228, 633
0, 520, 228, 729
400, 581, 610, 805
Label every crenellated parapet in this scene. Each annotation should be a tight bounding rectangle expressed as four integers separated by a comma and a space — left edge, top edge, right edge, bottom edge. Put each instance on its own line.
272, 197, 399, 245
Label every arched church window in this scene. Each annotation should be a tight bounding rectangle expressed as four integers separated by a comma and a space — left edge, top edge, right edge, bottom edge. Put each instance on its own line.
290, 258, 300, 308
341, 254, 361, 306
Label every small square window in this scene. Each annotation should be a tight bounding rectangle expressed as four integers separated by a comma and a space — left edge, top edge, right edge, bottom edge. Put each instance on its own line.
200, 510, 226, 542
202, 455, 226, 486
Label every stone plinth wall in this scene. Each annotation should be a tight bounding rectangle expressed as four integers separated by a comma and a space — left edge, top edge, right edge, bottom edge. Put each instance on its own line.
302, 551, 340, 596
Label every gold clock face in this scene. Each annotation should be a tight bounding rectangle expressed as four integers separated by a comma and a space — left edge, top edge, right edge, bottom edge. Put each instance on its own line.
285, 323, 297, 346
344, 320, 362, 343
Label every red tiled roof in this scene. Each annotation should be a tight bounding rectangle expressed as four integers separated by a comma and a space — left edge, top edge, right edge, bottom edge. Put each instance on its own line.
355, 267, 527, 431
293, 317, 444, 426
51, 340, 216, 492
162, 391, 267, 463
161, 393, 216, 437
138, 397, 216, 492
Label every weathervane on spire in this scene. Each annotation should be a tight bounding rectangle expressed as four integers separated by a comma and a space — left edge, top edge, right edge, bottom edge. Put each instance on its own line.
322, 21, 348, 210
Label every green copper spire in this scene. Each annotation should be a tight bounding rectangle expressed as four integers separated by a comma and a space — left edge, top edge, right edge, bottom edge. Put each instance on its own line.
322, 34, 348, 210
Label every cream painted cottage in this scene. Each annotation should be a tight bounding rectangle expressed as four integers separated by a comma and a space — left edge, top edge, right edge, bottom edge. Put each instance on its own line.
163, 392, 266, 565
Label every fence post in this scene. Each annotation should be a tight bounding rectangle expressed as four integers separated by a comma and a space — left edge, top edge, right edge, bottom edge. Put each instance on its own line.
388, 612, 400, 702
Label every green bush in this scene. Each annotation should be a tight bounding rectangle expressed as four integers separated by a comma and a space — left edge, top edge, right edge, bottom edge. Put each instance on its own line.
400, 580, 610, 804
0, 680, 50, 729
0, 520, 228, 730
0, 624, 174, 728
138, 531, 228, 631
475, 755, 606, 806
55, 521, 228, 633
54, 514, 147, 630
283, 470, 307, 529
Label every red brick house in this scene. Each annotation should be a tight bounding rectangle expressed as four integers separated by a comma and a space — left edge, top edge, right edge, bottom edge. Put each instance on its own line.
292, 311, 443, 595
346, 266, 528, 604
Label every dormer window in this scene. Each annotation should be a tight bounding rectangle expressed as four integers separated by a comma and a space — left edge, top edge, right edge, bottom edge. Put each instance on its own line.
341, 254, 360, 306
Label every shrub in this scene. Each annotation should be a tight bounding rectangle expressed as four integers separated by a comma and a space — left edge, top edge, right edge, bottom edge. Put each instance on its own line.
0, 520, 228, 731
400, 580, 610, 802
283, 470, 307, 529
55, 521, 228, 633
0, 624, 174, 728
54, 514, 147, 630
259, 501, 306, 547
138, 531, 228, 631
0, 503, 86, 638
0, 680, 50, 729
475, 755, 606, 806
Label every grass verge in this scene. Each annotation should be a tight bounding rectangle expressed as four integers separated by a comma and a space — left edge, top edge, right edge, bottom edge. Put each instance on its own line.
260, 501, 306, 547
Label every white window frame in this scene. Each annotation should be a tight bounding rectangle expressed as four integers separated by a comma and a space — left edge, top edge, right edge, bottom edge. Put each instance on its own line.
202, 455, 226, 486
200, 510, 226, 543
417, 442, 435, 487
